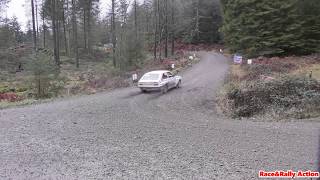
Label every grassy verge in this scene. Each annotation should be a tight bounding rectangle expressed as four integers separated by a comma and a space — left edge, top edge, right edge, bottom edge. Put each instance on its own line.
217, 54, 320, 119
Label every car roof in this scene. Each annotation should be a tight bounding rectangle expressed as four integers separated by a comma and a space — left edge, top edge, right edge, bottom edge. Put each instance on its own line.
146, 70, 170, 75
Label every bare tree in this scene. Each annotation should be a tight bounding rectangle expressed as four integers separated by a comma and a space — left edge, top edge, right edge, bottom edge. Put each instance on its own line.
35, 0, 39, 43
134, 0, 138, 63
87, 0, 92, 53
164, 0, 168, 58
157, 0, 161, 61
31, 0, 37, 50
72, 0, 79, 67
111, 0, 117, 67
195, 0, 200, 42
153, 0, 158, 60
62, 0, 68, 55
52, 0, 60, 65
171, 0, 174, 56
42, 0, 46, 48
83, 5, 87, 50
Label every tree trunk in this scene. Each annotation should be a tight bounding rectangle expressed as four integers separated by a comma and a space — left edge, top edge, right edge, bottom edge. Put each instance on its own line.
31, 0, 37, 51
83, 8, 87, 51
42, 0, 46, 48
62, 1, 68, 55
87, 0, 92, 53
134, 0, 138, 64
153, 0, 157, 60
111, 0, 116, 67
66, 0, 71, 55
171, 0, 175, 56
57, 18, 61, 60
35, 1, 39, 45
72, 0, 79, 68
52, 0, 60, 65
157, 0, 161, 61
195, 0, 200, 42
165, 0, 168, 58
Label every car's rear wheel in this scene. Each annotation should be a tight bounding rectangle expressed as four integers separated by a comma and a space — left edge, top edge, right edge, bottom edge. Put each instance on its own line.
176, 80, 181, 88
162, 85, 168, 94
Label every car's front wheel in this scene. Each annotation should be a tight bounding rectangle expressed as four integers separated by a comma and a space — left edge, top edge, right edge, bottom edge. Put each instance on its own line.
140, 88, 147, 93
176, 80, 181, 88
162, 85, 168, 94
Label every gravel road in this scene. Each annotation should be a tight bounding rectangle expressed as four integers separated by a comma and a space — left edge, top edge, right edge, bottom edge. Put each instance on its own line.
0, 52, 319, 179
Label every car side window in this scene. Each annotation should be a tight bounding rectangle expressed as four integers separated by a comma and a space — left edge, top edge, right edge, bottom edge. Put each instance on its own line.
162, 73, 168, 80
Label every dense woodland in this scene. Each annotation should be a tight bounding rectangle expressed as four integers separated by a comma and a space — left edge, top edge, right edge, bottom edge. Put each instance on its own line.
1, 0, 319, 68
0, 0, 222, 70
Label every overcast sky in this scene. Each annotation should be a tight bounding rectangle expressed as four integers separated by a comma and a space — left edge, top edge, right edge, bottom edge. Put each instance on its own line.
4, 0, 113, 31
6, 0, 27, 29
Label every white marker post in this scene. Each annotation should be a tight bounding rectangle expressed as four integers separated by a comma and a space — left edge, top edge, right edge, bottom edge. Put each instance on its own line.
132, 73, 138, 85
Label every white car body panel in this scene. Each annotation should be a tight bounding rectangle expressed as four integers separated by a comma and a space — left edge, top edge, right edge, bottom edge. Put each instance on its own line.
138, 70, 182, 92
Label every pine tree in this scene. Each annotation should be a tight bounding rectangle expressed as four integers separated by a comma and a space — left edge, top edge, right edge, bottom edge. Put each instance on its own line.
221, 0, 320, 57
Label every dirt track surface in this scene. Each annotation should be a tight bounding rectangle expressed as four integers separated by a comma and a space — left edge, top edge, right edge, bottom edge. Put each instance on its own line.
1, 52, 319, 179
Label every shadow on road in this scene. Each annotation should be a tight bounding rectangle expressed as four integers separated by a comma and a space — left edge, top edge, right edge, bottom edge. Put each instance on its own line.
146, 89, 178, 100
122, 88, 180, 100
122, 90, 170, 100
121, 91, 143, 99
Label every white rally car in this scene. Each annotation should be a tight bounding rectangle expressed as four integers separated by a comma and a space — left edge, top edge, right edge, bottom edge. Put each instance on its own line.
138, 70, 182, 93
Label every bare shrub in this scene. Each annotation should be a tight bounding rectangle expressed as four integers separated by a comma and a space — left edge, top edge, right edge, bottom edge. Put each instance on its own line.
226, 76, 320, 118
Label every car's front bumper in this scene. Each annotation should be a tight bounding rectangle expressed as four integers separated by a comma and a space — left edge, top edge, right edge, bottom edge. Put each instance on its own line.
139, 86, 162, 91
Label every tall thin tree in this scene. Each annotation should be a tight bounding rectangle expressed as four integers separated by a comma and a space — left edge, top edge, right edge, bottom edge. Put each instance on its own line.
164, 0, 168, 57
42, 0, 46, 48
171, 0, 174, 56
52, 0, 60, 65
83, 5, 87, 51
153, 0, 158, 60
134, 0, 138, 63
195, 0, 200, 42
87, 0, 92, 53
111, 0, 116, 67
72, 0, 79, 68
31, 0, 37, 51
35, 0, 39, 43
62, 0, 68, 55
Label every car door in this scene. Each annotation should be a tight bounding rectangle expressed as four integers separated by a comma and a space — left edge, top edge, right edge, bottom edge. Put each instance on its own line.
167, 72, 175, 88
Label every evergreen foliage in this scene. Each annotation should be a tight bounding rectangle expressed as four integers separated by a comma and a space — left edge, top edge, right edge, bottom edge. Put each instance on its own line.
26, 51, 61, 98
175, 0, 222, 44
221, 0, 320, 57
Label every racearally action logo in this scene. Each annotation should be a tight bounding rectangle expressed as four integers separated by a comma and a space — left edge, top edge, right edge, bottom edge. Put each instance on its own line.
259, 170, 319, 178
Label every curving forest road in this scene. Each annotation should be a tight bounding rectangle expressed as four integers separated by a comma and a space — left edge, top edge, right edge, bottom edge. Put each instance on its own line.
0, 52, 319, 179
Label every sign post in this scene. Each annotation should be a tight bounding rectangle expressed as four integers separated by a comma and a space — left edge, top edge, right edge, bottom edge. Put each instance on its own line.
233, 54, 243, 64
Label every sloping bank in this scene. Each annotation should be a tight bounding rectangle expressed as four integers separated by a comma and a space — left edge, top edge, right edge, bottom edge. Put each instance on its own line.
217, 55, 320, 119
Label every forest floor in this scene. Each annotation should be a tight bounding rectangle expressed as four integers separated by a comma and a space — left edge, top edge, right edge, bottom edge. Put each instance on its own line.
217, 53, 320, 119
